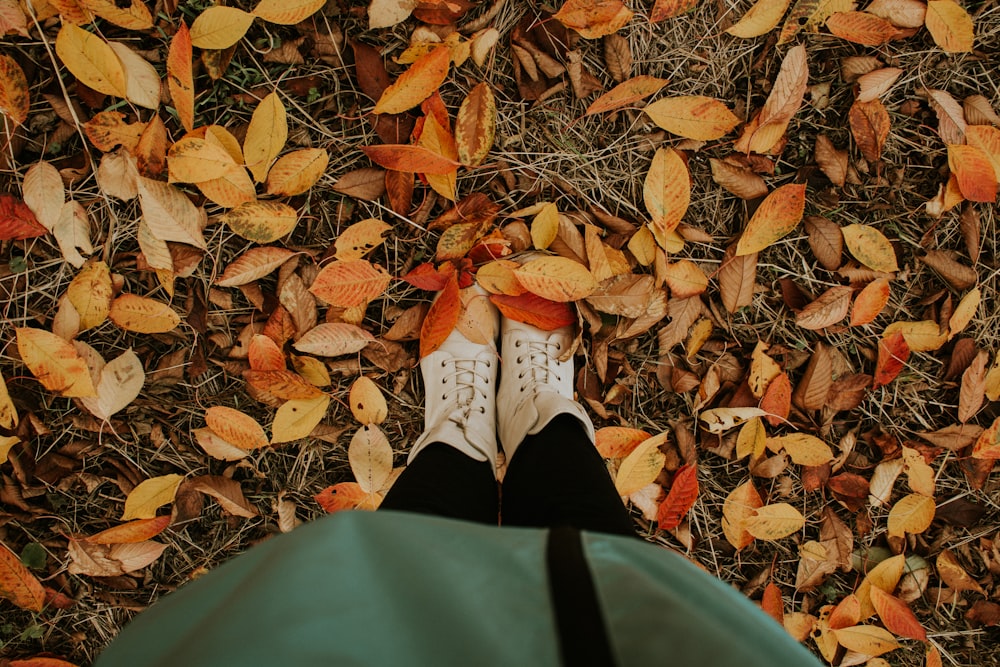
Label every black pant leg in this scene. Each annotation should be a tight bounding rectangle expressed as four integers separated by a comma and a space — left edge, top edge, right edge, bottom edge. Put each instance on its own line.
380, 443, 500, 525
501, 415, 635, 536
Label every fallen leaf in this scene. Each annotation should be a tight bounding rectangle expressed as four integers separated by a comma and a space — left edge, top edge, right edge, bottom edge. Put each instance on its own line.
167, 21, 194, 131
216, 247, 297, 287
271, 395, 331, 444
221, 201, 299, 243
657, 464, 698, 529
887, 493, 935, 538
16, 327, 96, 397
122, 474, 184, 520
745, 503, 805, 540
489, 292, 576, 330
833, 625, 900, 656
374, 45, 450, 114
554, 0, 634, 38
851, 278, 890, 326
826, 11, 899, 45
0, 544, 45, 612
924, 0, 974, 53
360, 144, 461, 174
109, 294, 180, 333
842, 224, 898, 272
243, 92, 287, 182
870, 585, 927, 641
251, 0, 326, 24
349, 376, 388, 425
722, 480, 763, 549
948, 144, 997, 203
643, 147, 691, 237
87, 516, 172, 544
735, 183, 807, 255
455, 82, 496, 166
188, 475, 258, 517
310, 259, 392, 308
189, 6, 255, 50
643, 96, 740, 140
615, 432, 667, 495
205, 406, 269, 450
513, 256, 597, 302
349, 424, 394, 494
849, 98, 891, 163
265, 148, 329, 196
796, 285, 853, 330
874, 332, 910, 387
55, 23, 127, 99
293, 323, 375, 357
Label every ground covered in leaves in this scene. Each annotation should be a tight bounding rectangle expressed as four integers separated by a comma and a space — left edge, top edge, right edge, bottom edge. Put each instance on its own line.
2, 0, 1000, 664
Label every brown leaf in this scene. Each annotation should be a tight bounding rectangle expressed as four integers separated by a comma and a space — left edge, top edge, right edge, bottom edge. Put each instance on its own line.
826, 11, 900, 45
918, 423, 983, 450
602, 33, 631, 82
650, 0, 699, 22
188, 475, 258, 517
0, 54, 29, 125
709, 158, 768, 199
849, 98, 891, 163
333, 167, 386, 200
735, 44, 808, 154
856, 67, 903, 103
919, 250, 977, 290
964, 94, 1000, 126
0, 543, 45, 611
925, 88, 966, 145
959, 349, 987, 423
795, 285, 852, 330
793, 343, 832, 411
455, 83, 495, 166
803, 215, 843, 271
937, 549, 985, 595
586, 75, 669, 116
814, 134, 848, 187
719, 243, 757, 313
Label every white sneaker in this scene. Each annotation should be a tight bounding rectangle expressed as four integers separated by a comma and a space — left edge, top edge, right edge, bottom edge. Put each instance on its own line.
496, 317, 595, 459
409, 288, 500, 466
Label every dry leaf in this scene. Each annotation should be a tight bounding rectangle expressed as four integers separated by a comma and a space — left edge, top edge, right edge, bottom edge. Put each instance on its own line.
221, 201, 299, 243
643, 147, 691, 238
189, 6, 255, 50
271, 395, 331, 444
719, 243, 758, 313
586, 75, 668, 116
727, 0, 793, 37
513, 256, 597, 302
924, 0, 974, 53
16, 327, 96, 397
796, 286, 853, 330
826, 11, 899, 45
109, 294, 180, 333
265, 148, 329, 196
122, 474, 184, 520
735, 183, 807, 256
745, 503, 805, 540
455, 82, 496, 166
349, 424, 393, 494
243, 92, 287, 182
55, 23, 127, 99
615, 433, 667, 495
887, 493, 935, 538
849, 98, 891, 163
374, 45, 450, 114
554, 0, 634, 38
842, 224, 898, 272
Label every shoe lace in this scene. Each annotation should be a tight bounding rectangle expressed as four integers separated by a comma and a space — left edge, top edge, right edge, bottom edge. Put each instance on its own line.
514, 339, 562, 392
440, 357, 492, 423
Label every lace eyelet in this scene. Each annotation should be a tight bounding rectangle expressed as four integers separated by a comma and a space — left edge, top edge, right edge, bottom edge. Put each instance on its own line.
441, 360, 446, 368
514, 341, 521, 347
516, 356, 524, 364
441, 394, 447, 400
479, 406, 486, 414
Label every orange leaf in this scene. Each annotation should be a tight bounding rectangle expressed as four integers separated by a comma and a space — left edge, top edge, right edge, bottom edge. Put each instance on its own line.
0, 54, 30, 125
761, 582, 784, 625
360, 144, 461, 174
656, 464, 699, 530
948, 144, 998, 203
662, 259, 708, 298
851, 278, 891, 326
167, 22, 194, 132
205, 406, 269, 450
265, 148, 330, 196
87, 516, 171, 544
292, 323, 375, 357
644, 147, 691, 237
0, 194, 48, 241
309, 259, 392, 307
887, 492, 935, 538
828, 594, 862, 629
108, 294, 181, 334
420, 272, 461, 358
15, 327, 96, 397
243, 370, 324, 400
315, 481, 370, 513
734, 182, 806, 255
595, 426, 651, 458
585, 75, 669, 116
401, 262, 452, 291
0, 543, 45, 612
722, 480, 763, 549
373, 45, 450, 114
870, 585, 927, 641
488, 293, 576, 331
247, 334, 286, 371
83, 110, 146, 153
455, 82, 496, 166
553, 0, 634, 38
826, 11, 900, 45
874, 331, 910, 388
650, 0, 698, 22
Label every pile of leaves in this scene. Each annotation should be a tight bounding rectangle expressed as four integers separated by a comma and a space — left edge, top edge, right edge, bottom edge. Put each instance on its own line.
1, 0, 999, 664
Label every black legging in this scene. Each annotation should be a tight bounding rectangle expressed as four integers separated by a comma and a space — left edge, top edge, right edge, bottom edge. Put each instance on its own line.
380, 414, 636, 536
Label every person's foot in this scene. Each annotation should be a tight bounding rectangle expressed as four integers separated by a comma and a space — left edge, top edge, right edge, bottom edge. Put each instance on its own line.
496, 315, 594, 459
408, 286, 500, 466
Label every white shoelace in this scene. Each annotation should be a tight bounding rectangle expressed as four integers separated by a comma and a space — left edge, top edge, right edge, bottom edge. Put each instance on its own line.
513, 339, 562, 392
439, 358, 492, 424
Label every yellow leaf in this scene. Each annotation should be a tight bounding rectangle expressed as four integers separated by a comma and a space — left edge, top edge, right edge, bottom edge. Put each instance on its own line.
205, 406, 269, 450
122, 474, 184, 520
374, 45, 450, 115
196, 166, 257, 208
107, 41, 159, 110
167, 136, 239, 184
85, 0, 154, 30
55, 23, 127, 99
744, 503, 805, 540
513, 256, 597, 302
109, 294, 180, 333
644, 147, 690, 237
925, 0, 974, 53
553, 0, 633, 38
643, 96, 741, 140
251, 0, 326, 24
335, 218, 391, 260
735, 183, 806, 255
417, 114, 457, 201
887, 493, 935, 538
0, 54, 29, 126
699, 407, 768, 433
271, 395, 331, 444
243, 92, 287, 182
735, 416, 766, 460
769, 433, 834, 466
455, 83, 496, 167
833, 625, 900, 657
67, 260, 112, 330
16, 327, 96, 397
221, 201, 299, 243
615, 432, 667, 495
349, 376, 388, 425
265, 148, 329, 196
0, 436, 19, 465
883, 320, 947, 352
662, 259, 708, 298
189, 6, 255, 50
727, 0, 793, 38
585, 75, 669, 116
349, 425, 394, 494
0, 370, 17, 429
530, 203, 559, 250
136, 178, 207, 250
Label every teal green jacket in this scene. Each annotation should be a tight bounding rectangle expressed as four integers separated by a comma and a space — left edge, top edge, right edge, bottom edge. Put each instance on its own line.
96, 511, 821, 666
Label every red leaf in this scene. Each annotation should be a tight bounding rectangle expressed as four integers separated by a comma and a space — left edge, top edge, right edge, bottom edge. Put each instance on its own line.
760, 372, 792, 426
360, 144, 460, 175
420, 272, 461, 358
488, 293, 576, 331
761, 582, 784, 625
870, 585, 927, 641
400, 262, 452, 291
0, 194, 48, 240
874, 332, 910, 388
656, 464, 699, 530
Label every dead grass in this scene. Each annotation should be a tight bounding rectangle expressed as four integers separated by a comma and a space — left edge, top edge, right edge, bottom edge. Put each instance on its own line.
1, 0, 1000, 664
